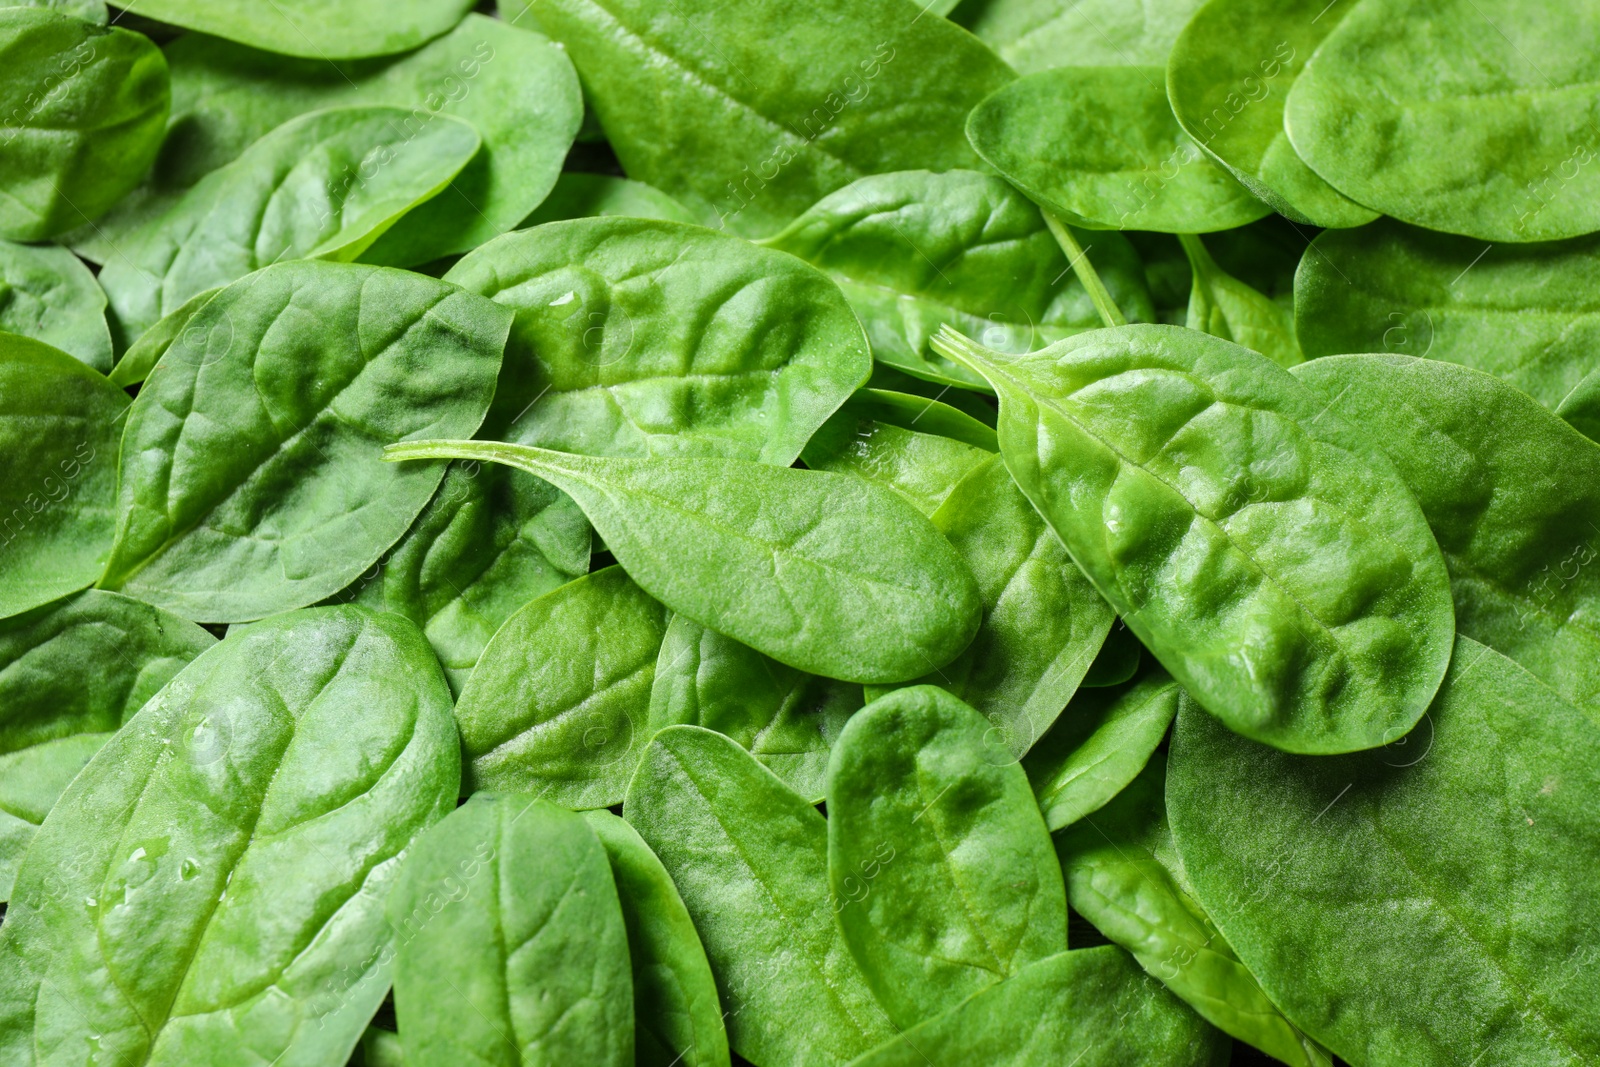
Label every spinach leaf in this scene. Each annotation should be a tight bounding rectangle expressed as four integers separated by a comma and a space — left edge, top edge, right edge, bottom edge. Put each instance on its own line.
0, 605, 461, 1066
844, 947, 1229, 1066
454, 566, 669, 807
955, 0, 1207, 73
444, 218, 871, 466
12, 0, 107, 22
523, 171, 699, 228
115, 0, 476, 61
388, 794, 633, 1067
1058, 754, 1333, 1067
583, 810, 732, 1067
1024, 667, 1177, 831
1294, 354, 1600, 716
0, 9, 169, 240
0, 239, 112, 370
77, 16, 582, 268
868, 363, 998, 427
800, 389, 997, 517
827, 685, 1067, 1028
1180, 233, 1301, 367
347, 460, 591, 694
105, 285, 220, 388
502, 0, 1014, 236
384, 440, 985, 685
930, 324, 1456, 754
98, 260, 512, 623
624, 725, 896, 1066
647, 614, 861, 802
1168, 636, 1600, 1065
0, 334, 127, 621
1295, 219, 1600, 440
1286, 0, 1600, 242
763, 170, 1154, 389
1080, 620, 1141, 687
99, 106, 481, 347
968, 67, 1271, 234
1165, 0, 1377, 229
0, 734, 102, 902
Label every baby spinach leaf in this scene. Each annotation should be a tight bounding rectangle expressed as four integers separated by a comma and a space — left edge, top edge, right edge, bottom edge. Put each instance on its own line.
763, 170, 1154, 389
1180, 233, 1301, 367
827, 685, 1067, 1028
388, 794, 633, 1067
347, 460, 590, 694
1295, 220, 1600, 440
955, 0, 1207, 73
384, 440, 985, 685
115, 0, 476, 61
1294, 354, 1600, 716
0, 239, 112, 371
647, 614, 861, 802
1058, 754, 1333, 1067
930, 324, 1456, 754
444, 218, 871, 467
0, 734, 102, 902
583, 810, 732, 1067
624, 726, 896, 1066
843, 947, 1229, 1066
99, 106, 481, 347
523, 171, 700, 228
105, 285, 220, 388
1288, 0, 1600, 241
868, 363, 998, 427
502, 0, 1014, 236
0, 605, 461, 1066
968, 67, 1271, 234
0, 9, 169, 240
78, 16, 581, 268
1024, 667, 1177, 831
98, 260, 512, 623
800, 389, 997, 517
1165, 0, 1377, 229
13, 0, 107, 22
1081, 620, 1141, 687
0, 334, 127, 621
454, 566, 669, 807
1168, 636, 1600, 1065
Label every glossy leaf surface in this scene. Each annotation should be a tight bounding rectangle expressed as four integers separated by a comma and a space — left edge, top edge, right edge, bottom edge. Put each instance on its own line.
0, 240, 112, 371
956, 0, 1207, 73
115, 0, 476, 59
523, 172, 699, 228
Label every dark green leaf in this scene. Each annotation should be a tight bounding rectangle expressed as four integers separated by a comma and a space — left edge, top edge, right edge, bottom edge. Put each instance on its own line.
0, 240, 111, 371
1180, 234, 1301, 367
106, 287, 220, 389
522, 171, 699, 228
1080, 620, 1141, 687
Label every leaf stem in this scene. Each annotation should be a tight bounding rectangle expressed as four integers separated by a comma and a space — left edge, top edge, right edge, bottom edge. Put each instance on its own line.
1043, 211, 1126, 329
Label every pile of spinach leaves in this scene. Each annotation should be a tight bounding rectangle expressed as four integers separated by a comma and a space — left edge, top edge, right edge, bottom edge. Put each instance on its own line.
1, 1, 1597, 1065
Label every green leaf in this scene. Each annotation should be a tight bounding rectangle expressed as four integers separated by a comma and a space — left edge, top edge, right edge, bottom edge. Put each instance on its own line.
347, 459, 591, 694
1180, 233, 1302, 368
1285, 0, 1600, 242
98, 260, 512, 623
384, 440, 984, 685
1057, 754, 1333, 1067
930, 324, 1455, 754
1165, 0, 1378, 229
444, 217, 871, 466
0, 240, 111, 371
522, 171, 699, 228
1168, 636, 1600, 1064
115, 0, 476, 60
1080, 620, 1142, 687
1295, 219, 1600, 440
624, 726, 896, 1067
968, 67, 1271, 234
0, 734, 105, 901
583, 810, 732, 1067
827, 685, 1067, 1028
763, 170, 1154, 389
843, 947, 1229, 1066
1293, 354, 1600, 717
501, 0, 1014, 236
0, 334, 128, 621
1024, 666, 1177, 831
388, 794, 633, 1067
454, 567, 669, 807
11, 0, 107, 22
0, 9, 169, 240
867, 363, 997, 426
0, 605, 461, 1065
75, 16, 581, 268
955, 0, 1207, 73
647, 614, 861, 802
107, 288, 221, 389
99, 106, 481, 347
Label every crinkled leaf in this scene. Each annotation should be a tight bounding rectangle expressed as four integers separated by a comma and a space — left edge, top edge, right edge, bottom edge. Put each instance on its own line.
0, 240, 111, 371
